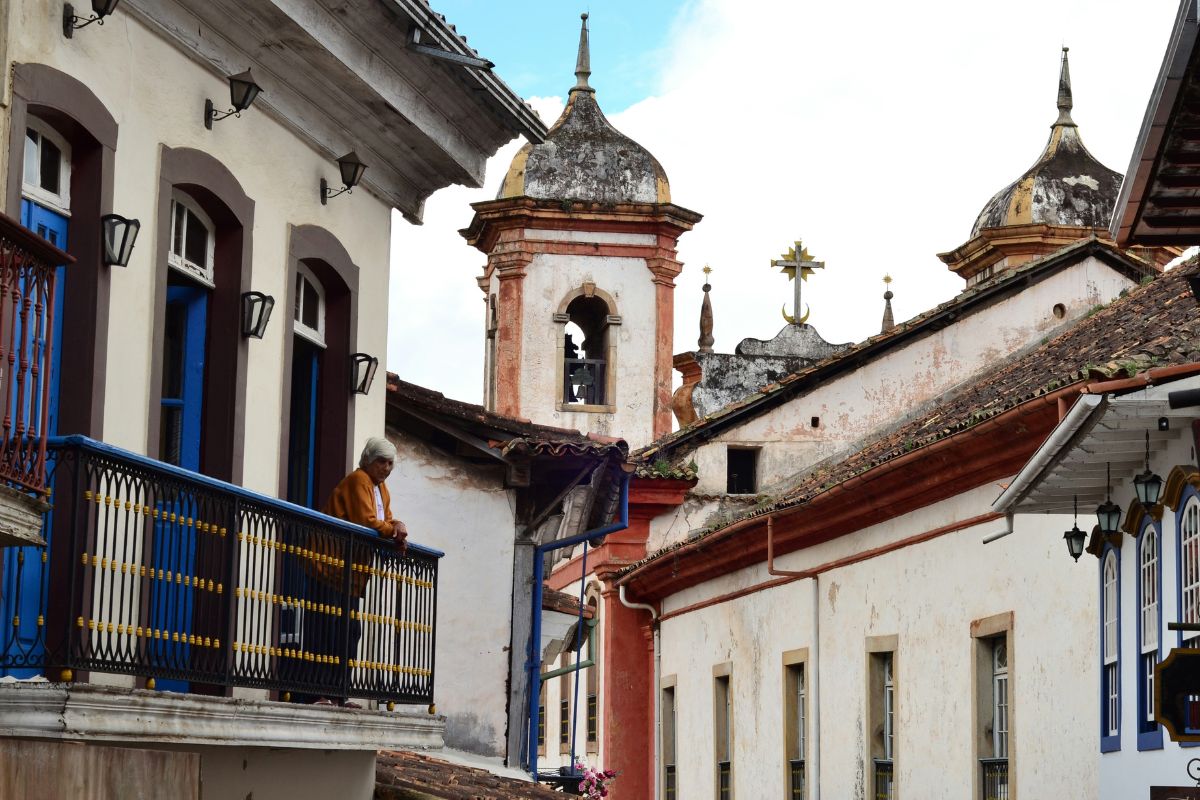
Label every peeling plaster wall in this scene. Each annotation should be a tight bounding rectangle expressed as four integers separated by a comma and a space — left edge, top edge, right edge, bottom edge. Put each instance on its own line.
386, 432, 517, 758
8, 5, 394, 495
657, 483, 1097, 800
518, 248, 659, 447
684, 257, 1134, 499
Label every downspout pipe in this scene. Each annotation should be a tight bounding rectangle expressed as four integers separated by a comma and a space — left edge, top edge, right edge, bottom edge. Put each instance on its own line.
528, 472, 630, 780
766, 516, 820, 800
618, 584, 660, 800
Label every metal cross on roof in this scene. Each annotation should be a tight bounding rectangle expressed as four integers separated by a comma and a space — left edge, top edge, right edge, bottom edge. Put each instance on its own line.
771, 240, 824, 325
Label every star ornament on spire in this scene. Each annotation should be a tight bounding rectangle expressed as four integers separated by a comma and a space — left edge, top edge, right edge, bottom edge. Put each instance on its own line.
771, 240, 825, 325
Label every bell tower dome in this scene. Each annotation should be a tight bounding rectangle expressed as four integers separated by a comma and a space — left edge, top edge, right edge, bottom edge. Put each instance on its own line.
462, 14, 701, 446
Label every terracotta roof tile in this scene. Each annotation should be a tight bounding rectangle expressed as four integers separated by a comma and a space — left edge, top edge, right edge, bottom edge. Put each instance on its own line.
621, 255, 1200, 575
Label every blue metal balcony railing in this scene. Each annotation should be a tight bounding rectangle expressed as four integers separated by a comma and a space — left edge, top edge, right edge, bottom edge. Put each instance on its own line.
0, 435, 441, 704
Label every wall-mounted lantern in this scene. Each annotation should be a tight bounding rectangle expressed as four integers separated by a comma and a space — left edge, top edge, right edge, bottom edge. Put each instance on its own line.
1096, 462, 1122, 535
350, 352, 379, 395
100, 213, 140, 267
205, 70, 263, 130
241, 291, 275, 339
1064, 496, 1087, 562
63, 0, 120, 38
321, 152, 368, 204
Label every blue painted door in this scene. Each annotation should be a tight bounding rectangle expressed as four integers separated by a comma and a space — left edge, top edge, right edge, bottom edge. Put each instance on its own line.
150, 286, 208, 691
0, 201, 67, 677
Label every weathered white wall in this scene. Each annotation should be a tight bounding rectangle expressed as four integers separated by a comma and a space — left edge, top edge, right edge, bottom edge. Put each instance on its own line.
513, 240, 659, 447
198, 747, 376, 800
386, 431, 517, 757
685, 257, 1134, 498
657, 483, 1097, 799
8, 3, 393, 495
1101, 434, 1200, 798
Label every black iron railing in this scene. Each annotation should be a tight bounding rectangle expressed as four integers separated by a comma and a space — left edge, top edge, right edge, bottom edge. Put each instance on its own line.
717, 760, 731, 800
0, 213, 73, 495
0, 435, 440, 704
981, 758, 1009, 800
789, 757, 805, 798
873, 759, 893, 800
664, 764, 676, 800
563, 358, 606, 406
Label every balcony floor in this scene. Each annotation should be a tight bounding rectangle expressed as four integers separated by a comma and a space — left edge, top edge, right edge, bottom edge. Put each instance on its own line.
0, 682, 444, 751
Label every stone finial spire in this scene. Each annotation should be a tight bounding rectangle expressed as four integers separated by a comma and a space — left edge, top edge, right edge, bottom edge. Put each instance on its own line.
698, 266, 715, 352
881, 275, 895, 334
1055, 47, 1076, 127
573, 13, 594, 93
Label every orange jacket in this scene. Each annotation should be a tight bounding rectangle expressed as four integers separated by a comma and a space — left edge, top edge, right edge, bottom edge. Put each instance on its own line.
323, 468, 394, 537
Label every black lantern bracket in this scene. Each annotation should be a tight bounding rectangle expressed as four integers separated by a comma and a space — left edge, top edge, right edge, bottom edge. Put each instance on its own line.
63, 1, 120, 38
204, 70, 263, 130
321, 152, 368, 205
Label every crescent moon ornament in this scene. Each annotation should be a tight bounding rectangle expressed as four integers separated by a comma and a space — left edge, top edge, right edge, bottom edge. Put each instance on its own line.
781, 304, 811, 325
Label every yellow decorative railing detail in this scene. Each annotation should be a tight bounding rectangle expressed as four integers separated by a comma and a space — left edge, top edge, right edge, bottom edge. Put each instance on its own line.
349, 609, 433, 633
74, 616, 220, 649
79, 552, 220, 593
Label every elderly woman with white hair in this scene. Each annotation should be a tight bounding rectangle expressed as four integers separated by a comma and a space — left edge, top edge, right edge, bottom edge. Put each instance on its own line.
324, 436, 408, 547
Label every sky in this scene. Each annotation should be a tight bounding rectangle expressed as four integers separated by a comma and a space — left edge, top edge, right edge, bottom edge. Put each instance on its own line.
388, 0, 1184, 407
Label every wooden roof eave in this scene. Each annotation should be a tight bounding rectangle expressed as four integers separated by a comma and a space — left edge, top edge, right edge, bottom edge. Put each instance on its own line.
617, 384, 1080, 602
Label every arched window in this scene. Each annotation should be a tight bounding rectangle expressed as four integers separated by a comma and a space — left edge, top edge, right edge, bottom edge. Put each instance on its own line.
1101, 549, 1120, 751
1137, 523, 1162, 749
168, 192, 216, 287
293, 264, 326, 347
1182, 498, 1200, 645
22, 119, 71, 213
557, 285, 619, 410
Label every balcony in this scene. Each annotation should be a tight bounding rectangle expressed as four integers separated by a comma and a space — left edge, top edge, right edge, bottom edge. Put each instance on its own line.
0, 212, 72, 546
0, 435, 442, 748
873, 759, 893, 800
981, 758, 1009, 800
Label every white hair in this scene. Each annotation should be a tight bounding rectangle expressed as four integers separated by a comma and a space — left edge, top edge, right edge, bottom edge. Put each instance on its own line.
359, 436, 397, 468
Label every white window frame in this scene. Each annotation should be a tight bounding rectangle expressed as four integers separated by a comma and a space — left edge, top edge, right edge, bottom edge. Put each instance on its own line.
992, 640, 1008, 759
22, 119, 72, 214
796, 665, 806, 759
1140, 528, 1159, 724
1183, 500, 1200, 643
168, 193, 216, 287
883, 655, 894, 761
293, 264, 326, 348
1103, 551, 1119, 737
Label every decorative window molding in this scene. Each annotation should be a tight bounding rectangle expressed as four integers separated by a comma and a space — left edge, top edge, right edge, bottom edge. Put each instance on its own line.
971, 611, 1013, 800
293, 263, 326, 348
712, 663, 733, 800
1101, 547, 1121, 752
167, 192, 215, 287
1138, 521, 1164, 750
21, 119, 72, 214
782, 648, 808, 800
662, 675, 678, 800
1180, 496, 1200, 646
866, 638, 896, 800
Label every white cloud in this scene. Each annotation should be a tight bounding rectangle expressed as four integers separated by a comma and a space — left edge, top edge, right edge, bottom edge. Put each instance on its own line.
390, 0, 1180, 407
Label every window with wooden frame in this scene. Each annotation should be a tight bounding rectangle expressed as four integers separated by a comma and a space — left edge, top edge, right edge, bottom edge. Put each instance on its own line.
560, 652, 572, 753
1101, 548, 1121, 752
22, 119, 71, 213
293, 263, 326, 347
971, 612, 1012, 800
1138, 522, 1163, 750
168, 192, 215, 287
586, 595, 600, 752
1181, 498, 1200, 645
714, 665, 733, 800
663, 679, 677, 800
782, 650, 808, 799
867, 641, 896, 800
538, 666, 548, 756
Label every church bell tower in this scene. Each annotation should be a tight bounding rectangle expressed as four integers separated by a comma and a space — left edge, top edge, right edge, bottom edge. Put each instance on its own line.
461, 14, 701, 447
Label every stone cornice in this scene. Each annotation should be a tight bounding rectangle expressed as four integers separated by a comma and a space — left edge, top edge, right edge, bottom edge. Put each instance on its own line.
0, 683, 444, 751
460, 196, 702, 254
